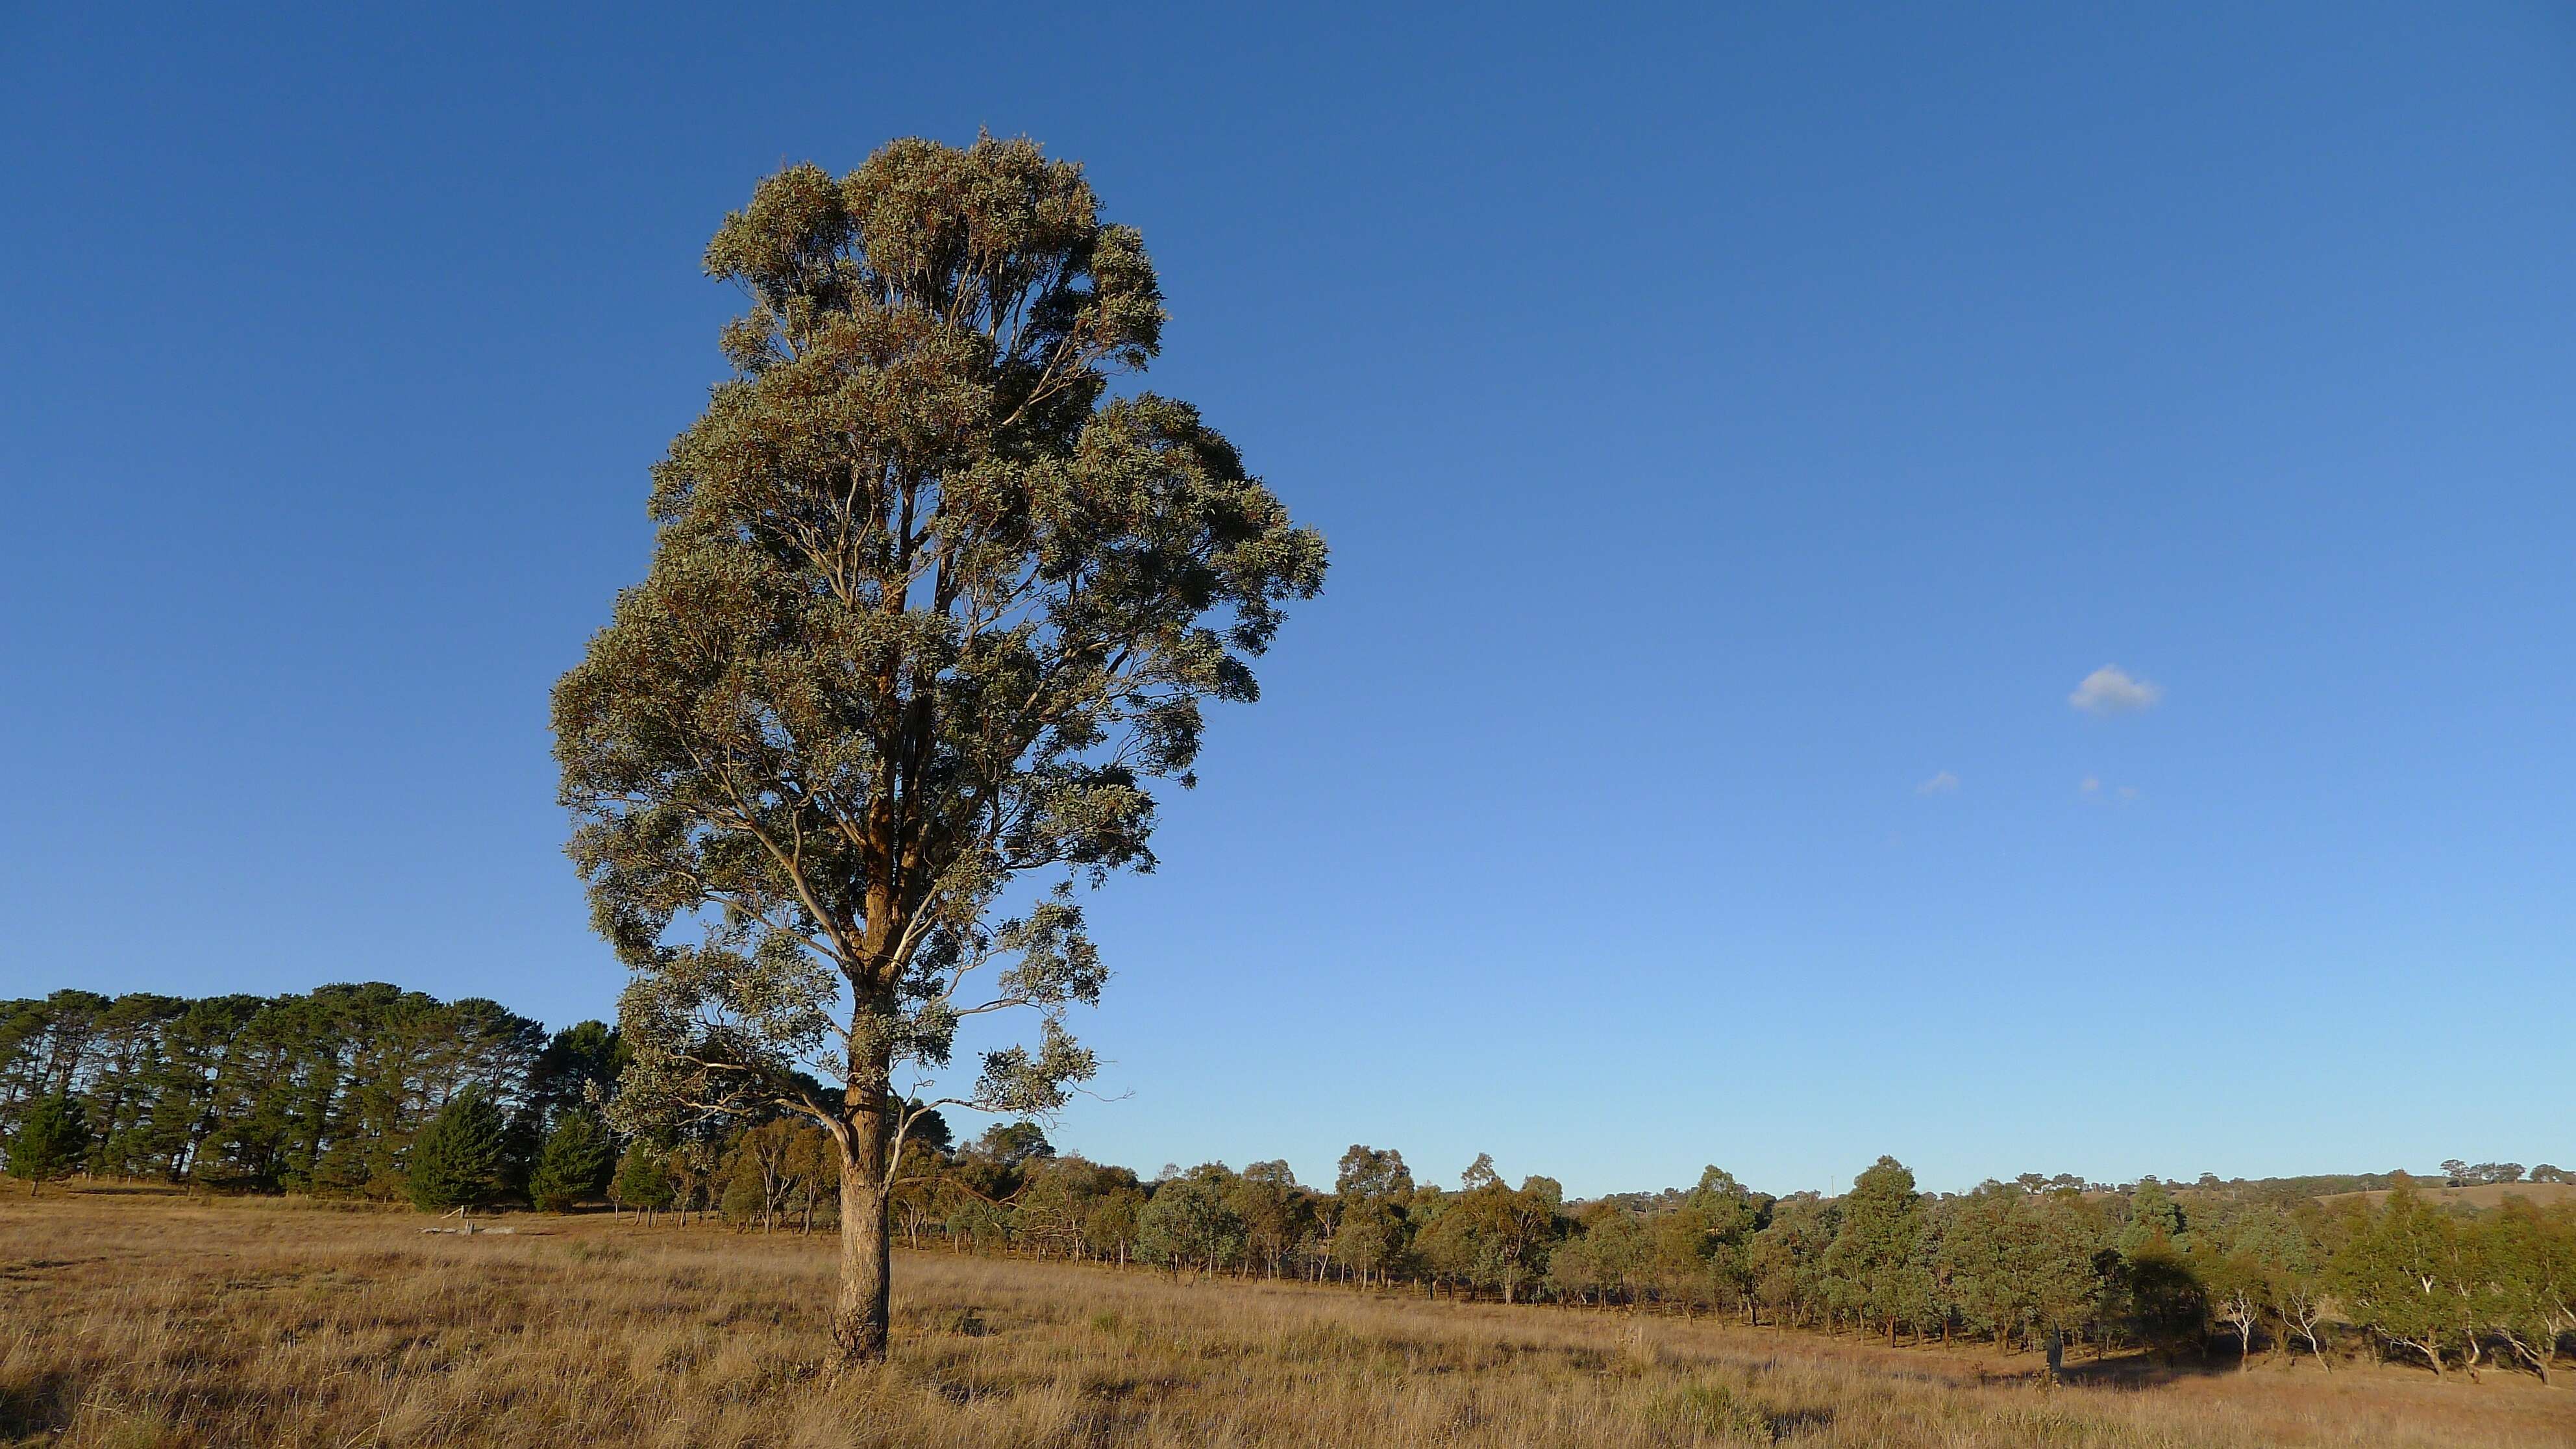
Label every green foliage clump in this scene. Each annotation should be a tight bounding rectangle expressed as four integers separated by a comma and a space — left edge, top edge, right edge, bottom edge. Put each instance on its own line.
1415, 1154, 1564, 1304
2118, 1175, 2186, 1255
1823, 1156, 1931, 1342
2331, 1181, 2466, 1376
406, 1087, 506, 1211
2118, 1236, 2210, 1359
528, 1108, 615, 1212
612, 1141, 675, 1218
1138, 1171, 1246, 1276
8, 1094, 90, 1195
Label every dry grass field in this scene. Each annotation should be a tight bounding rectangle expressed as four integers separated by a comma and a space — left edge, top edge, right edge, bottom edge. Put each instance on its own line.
3, 1188, 2568, 1448
2315, 1182, 2576, 1212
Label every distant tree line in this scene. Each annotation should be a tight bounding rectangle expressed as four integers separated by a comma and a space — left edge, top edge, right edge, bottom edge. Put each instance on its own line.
0, 987, 622, 1206
836, 1145, 2572, 1385
2442, 1159, 2568, 1186
7, 984, 2570, 1381
599, 1109, 2575, 1386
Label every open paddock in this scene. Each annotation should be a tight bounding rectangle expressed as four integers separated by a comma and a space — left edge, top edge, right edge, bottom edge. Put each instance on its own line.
2, 1189, 2567, 1448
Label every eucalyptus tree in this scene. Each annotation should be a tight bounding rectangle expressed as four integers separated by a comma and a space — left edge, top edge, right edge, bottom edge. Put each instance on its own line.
1138, 1167, 1246, 1278
2195, 1242, 2267, 1370
1084, 1184, 1145, 1266
1421, 1155, 1560, 1303
1938, 1182, 2035, 1348
1749, 1193, 1840, 1328
1687, 1165, 1770, 1319
2331, 1182, 2460, 1375
1329, 1145, 1415, 1287
2485, 1196, 2576, 1384
2024, 1189, 2114, 1369
1824, 1156, 1928, 1343
1546, 1208, 1623, 1306
1228, 1159, 1308, 1279
2206, 1204, 2331, 1370
553, 135, 1325, 1361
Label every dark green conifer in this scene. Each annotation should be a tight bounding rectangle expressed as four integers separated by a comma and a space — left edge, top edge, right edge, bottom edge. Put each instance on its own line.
8, 1095, 90, 1195
406, 1087, 505, 1211
529, 1108, 615, 1212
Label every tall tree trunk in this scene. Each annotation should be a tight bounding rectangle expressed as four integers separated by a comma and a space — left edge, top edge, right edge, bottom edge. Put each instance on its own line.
833, 1095, 893, 1363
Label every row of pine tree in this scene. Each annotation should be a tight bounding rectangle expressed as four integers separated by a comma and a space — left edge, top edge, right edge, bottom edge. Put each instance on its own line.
0, 986, 622, 1206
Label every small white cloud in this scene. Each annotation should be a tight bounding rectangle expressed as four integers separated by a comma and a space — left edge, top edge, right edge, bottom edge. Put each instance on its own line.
2069, 665, 2162, 715
2080, 776, 2142, 804
1916, 771, 1959, 796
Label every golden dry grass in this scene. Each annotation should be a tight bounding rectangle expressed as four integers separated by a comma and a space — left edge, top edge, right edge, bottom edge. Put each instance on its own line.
3, 1188, 2568, 1448
2316, 1182, 2576, 1211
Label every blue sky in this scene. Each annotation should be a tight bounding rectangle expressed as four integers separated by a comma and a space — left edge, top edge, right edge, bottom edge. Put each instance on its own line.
5, 4, 2570, 1197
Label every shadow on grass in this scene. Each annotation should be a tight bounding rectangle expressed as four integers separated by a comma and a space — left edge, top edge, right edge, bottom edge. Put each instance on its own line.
2058, 1351, 2288, 1389
0, 1371, 75, 1439
1766, 1405, 1835, 1439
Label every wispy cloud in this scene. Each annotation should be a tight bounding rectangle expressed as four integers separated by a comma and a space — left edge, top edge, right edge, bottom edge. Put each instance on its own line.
2069, 665, 2162, 715
1916, 771, 1959, 796
2079, 776, 2101, 794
